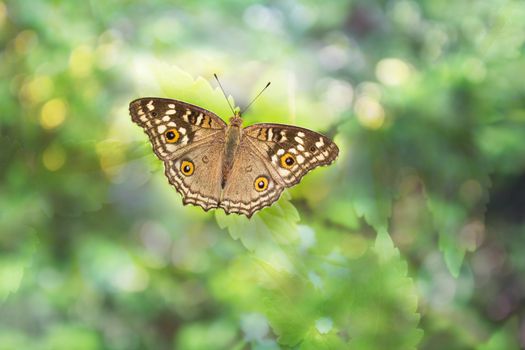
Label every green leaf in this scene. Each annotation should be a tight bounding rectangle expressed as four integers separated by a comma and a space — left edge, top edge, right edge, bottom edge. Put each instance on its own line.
0, 258, 25, 303
174, 320, 237, 350
153, 63, 235, 118
477, 319, 520, 350
426, 197, 469, 277
341, 127, 394, 232
211, 227, 422, 349
0, 227, 37, 304
268, 229, 421, 349
299, 327, 347, 350
215, 192, 300, 271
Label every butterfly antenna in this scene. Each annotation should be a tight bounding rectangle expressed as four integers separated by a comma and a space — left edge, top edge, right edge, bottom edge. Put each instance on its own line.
214, 74, 236, 115
243, 81, 271, 114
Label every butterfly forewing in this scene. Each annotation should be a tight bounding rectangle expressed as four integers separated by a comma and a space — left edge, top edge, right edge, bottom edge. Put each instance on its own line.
243, 123, 339, 186
129, 98, 226, 161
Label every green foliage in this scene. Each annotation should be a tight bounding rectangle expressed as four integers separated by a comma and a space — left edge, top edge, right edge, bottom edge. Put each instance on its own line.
477, 319, 521, 350
174, 320, 238, 350
1, 0, 525, 349
211, 223, 421, 349
216, 192, 300, 263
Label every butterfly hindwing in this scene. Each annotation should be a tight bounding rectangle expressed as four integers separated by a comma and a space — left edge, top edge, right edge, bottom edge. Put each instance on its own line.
164, 139, 225, 212
219, 137, 286, 217
129, 98, 226, 161
244, 123, 339, 186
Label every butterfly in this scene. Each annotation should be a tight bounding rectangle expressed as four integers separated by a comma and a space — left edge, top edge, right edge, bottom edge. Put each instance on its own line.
129, 97, 339, 218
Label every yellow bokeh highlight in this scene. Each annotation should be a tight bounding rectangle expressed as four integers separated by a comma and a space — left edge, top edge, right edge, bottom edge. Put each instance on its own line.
96, 43, 119, 70
14, 30, 37, 54
375, 58, 412, 86
69, 45, 94, 77
96, 141, 125, 178
355, 96, 385, 130
356, 81, 382, 99
20, 75, 54, 103
40, 98, 67, 129
42, 144, 66, 171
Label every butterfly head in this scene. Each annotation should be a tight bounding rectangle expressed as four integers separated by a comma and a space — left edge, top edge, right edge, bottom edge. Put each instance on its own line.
229, 111, 243, 127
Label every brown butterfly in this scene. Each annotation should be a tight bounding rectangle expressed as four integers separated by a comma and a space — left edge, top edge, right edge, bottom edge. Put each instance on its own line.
129, 96, 338, 218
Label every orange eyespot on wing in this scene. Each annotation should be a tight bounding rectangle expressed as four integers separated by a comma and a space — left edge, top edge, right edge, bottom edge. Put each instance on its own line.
280, 153, 296, 169
165, 128, 180, 143
180, 160, 194, 176
254, 176, 269, 192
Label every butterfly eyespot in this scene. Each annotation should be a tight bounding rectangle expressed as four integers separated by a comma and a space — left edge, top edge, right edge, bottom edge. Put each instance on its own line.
164, 128, 180, 143
151, 111, 157, 117
254, 176, 269, 192
180, 160, 194, 176
310, 146, 316, 152
280, 153, 296, 169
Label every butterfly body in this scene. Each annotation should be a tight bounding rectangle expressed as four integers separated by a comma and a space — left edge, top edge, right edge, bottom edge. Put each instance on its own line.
222, 115, 243, 188
130, 97, 338, 218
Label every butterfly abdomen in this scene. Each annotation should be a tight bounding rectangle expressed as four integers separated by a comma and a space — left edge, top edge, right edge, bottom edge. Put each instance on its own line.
221, 120, 243, 188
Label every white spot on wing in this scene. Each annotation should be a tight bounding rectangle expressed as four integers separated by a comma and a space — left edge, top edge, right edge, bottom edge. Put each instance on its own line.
158, 125, 167, 133
277, 149, 285, 156
278, 168, 290, 177
296, 155, 305, 164
146, 100, 154, 111
196, 113, 203, 125
297, 132, 305, 137
183, 109, 191, 122
179, 127, 187, 135
294, 136, 304, 144
165, 109, 176, 115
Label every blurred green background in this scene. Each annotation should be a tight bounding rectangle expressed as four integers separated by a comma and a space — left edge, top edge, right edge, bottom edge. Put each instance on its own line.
1, 0, 525, 349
